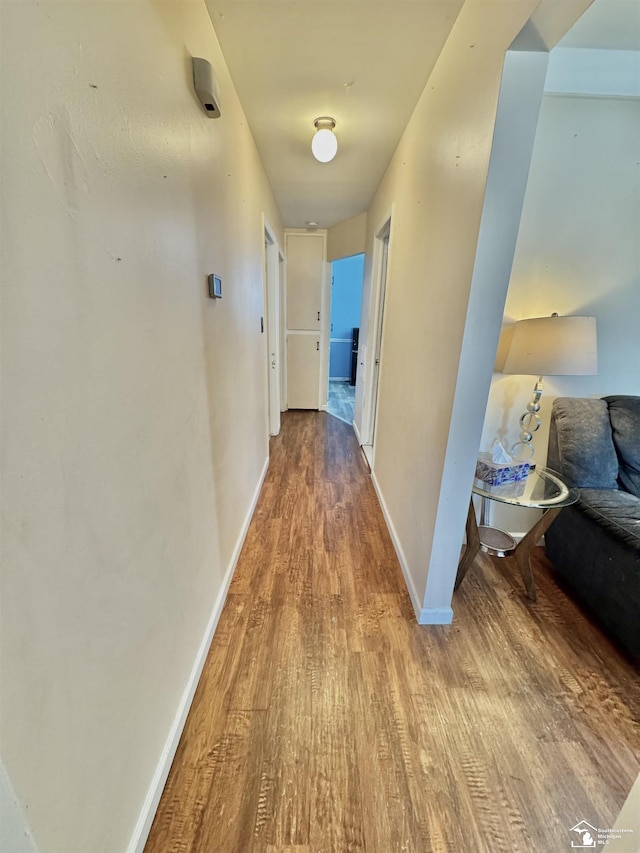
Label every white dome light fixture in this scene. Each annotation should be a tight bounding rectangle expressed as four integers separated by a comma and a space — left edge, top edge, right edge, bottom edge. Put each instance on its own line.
311, 117, 337, 163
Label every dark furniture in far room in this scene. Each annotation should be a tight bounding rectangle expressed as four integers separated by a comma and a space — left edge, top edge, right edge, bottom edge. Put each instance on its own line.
350, 327, 359, 386
546, 396, 640, 659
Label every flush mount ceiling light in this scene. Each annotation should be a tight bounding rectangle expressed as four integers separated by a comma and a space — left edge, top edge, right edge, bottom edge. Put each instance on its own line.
311, 117, 337, 163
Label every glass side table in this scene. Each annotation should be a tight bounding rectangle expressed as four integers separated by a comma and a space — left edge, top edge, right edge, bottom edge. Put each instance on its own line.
455, 466, 579, 601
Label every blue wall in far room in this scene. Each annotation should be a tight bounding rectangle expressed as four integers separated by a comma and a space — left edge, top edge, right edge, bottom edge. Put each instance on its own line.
330, 254, 364, 379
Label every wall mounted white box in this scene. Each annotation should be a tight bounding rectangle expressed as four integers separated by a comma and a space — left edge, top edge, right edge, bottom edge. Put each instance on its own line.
192, 57, 221, 118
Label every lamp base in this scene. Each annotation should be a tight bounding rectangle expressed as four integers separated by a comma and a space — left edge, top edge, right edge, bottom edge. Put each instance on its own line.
510, 376, 543, 461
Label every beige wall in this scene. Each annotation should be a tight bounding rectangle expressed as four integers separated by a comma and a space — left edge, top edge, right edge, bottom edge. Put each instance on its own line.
353, 0, 590, 619
327, 213, 367, 261
354, 1, 541, 616
0, 2, 282, 852
481, 93, 640, 532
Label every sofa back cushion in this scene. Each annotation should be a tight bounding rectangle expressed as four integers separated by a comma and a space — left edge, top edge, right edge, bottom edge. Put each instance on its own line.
549, 397, 619, 489
604, 396, 640, 498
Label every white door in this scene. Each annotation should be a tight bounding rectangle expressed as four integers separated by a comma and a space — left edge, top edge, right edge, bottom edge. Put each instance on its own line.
285, 231, 326, 410
286, 233, 324, 330
287, 334, 320, 409
362, 218, 391, 468
369, 231, 389, 444
264, 223, 281, 435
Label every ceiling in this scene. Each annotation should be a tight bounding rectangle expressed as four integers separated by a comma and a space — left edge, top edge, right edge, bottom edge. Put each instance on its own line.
205, 0, 463, 229
204, 0, 639, 231
557, 0, 640, 50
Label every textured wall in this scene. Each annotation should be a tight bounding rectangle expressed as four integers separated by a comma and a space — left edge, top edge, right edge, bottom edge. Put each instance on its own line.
327, 213, 367, 261
354, 2, 543, 615
0, 3, 282, 851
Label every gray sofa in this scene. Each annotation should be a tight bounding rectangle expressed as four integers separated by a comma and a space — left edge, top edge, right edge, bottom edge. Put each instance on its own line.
546, 396, 640, 660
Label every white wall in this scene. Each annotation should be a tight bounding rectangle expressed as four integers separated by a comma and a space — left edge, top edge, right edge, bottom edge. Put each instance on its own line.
0, 3, 283, 852
327, 213, 368, 262
353, 0, 594, 621
354, 0, 545, 620
481, 93, 640, 532
0, 761, 39, 853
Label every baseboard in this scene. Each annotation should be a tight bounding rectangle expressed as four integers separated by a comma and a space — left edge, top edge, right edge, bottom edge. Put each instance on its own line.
485, 532, 542, 545
328, 376, 350, 382
417, 606, 454, 625
352, 420, 362, 445
370, 471, 422, 622
371, 472, 453, 626
127, 456, 270, 853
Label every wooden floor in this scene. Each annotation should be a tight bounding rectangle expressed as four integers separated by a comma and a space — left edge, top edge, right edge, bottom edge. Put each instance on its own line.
145, 411, 640, 853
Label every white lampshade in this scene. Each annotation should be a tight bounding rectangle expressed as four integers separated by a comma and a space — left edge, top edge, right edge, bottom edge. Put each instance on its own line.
311, 117, 337, 163
502, 314, 598, 376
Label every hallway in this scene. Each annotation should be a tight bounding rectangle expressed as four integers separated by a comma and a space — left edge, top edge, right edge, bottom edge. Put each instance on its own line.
145, 412, 639, 853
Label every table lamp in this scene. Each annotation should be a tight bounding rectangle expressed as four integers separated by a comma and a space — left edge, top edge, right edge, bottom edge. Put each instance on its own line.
502, 313, 598, 461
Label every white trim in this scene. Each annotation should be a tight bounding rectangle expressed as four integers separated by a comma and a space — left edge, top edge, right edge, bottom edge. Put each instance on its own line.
353, 419, 362, 446
371, 470, 453, 625
263, 215, 281, 438
545, 91, 640, 101
417, 607, 454, 625
329, 338, 352, 344
361, 444, 373, 469
360, 207, 394, 447
328, 375, 350, 382
128, 456, 270, 853
370, 470, 423, 622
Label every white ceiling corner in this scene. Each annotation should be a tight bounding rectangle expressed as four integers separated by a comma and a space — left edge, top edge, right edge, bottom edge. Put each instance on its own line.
204, 0, 640, 231
205, 0, 463, 229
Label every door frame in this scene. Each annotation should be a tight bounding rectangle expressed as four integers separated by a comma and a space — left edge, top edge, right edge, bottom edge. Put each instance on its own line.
263, 215, 282, 436
361, 209, 394, 464
327, 252, 366, 392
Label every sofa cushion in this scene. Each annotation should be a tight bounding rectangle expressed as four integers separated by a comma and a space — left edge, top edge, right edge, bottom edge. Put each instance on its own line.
578, 488, 640, 550
604, 396, 640, 499
545, 503, 640, 659
550, 398, 619, 489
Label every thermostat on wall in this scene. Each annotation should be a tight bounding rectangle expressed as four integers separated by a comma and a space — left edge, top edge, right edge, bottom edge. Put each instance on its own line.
208, 274, 222, 299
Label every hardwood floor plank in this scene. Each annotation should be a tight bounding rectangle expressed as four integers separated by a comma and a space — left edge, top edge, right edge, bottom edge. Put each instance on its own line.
259, 595, 312, 849
307, 597, 366, 852
265, 847, 311, 853
145, 411, 639, 853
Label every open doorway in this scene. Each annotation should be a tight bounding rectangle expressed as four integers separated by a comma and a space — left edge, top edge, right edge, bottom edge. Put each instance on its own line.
360, 216, 391, 467
263, 217, 282, 436
327, 253, 364, 425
